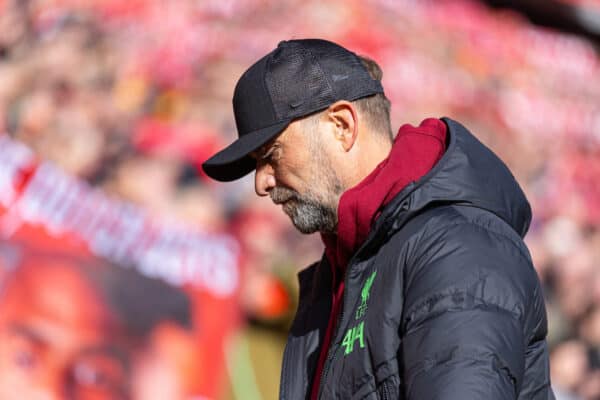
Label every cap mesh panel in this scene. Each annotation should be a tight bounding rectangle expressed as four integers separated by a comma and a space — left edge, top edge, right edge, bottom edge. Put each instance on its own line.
266, 45, 335, 121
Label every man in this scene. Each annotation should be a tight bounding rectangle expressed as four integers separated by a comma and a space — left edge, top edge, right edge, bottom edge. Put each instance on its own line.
202, 39, 554, 399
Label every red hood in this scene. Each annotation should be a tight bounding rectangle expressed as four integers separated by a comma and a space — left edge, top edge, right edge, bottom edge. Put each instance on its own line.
322, 117, 447, 274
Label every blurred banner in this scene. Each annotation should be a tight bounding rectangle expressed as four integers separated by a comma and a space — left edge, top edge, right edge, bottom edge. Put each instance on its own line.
0, 133, 241, 399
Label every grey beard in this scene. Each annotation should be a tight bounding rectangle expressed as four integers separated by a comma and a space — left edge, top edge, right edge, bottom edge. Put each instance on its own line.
285, 196, 337, 234
271, 187, 338, 234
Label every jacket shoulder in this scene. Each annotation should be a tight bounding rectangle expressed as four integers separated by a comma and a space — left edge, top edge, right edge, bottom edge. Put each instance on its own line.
388, 205, 543, 333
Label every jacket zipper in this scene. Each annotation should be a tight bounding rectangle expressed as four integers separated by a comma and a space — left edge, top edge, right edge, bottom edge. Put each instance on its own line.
317, 294, 344, 399
316, 248, 368, 399
316, 204, 409, 399
381, 380, 390, 400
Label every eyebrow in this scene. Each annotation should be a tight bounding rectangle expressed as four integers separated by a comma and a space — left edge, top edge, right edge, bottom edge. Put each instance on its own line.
261, 144, 277, 159
8, 323, 46, 347
252, 141, 278, 160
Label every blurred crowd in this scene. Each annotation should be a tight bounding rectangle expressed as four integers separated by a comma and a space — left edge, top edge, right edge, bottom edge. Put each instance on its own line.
0, 0, 599, 399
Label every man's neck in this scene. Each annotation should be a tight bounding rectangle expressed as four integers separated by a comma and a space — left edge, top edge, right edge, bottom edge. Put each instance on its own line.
348, 136, 392, 189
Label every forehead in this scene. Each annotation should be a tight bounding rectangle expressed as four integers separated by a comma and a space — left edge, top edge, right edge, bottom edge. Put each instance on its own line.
0, 262, 111, 329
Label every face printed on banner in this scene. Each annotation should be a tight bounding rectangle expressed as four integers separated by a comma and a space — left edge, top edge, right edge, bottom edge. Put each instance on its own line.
0, 251, 199, 400
0, 258, 130, 400
253, 117, 344, 234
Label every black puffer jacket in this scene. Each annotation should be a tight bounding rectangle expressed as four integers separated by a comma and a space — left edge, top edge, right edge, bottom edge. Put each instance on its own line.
279, 118, 554, 400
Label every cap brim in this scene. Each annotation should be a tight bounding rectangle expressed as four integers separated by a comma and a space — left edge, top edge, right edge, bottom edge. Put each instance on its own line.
202, 120, 290, 182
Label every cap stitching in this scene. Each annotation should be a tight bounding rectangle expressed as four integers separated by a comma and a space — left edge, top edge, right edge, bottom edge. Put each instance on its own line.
263, 52, 280, 122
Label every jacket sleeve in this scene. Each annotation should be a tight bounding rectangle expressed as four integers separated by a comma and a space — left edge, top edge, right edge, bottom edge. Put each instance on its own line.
400, 222, 536, 399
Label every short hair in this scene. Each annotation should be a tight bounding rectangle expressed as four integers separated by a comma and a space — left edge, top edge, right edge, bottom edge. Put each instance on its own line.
353, 55, 393, 141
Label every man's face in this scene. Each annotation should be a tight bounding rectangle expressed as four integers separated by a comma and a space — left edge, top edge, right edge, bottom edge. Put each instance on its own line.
0, 260, 130, 400
254, 115, 344, 234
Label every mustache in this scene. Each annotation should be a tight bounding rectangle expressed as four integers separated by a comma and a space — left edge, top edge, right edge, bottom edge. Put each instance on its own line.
270, 186, 298, 204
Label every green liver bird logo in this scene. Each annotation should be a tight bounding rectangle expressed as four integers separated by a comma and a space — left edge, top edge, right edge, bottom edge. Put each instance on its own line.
355, 270, 377, 320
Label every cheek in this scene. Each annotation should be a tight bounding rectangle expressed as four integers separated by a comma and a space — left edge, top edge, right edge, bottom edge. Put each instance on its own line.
274, 163, 306, 191
274, 143, 318, 191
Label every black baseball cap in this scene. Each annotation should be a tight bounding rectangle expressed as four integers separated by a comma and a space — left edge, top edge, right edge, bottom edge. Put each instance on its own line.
202, 39, 384, 182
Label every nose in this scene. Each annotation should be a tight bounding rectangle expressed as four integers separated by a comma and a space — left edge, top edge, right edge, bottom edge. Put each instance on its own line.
255, 161, 276, 196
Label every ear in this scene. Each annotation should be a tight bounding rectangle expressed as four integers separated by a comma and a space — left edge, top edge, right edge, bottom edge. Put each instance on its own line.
326, 100, 358, 152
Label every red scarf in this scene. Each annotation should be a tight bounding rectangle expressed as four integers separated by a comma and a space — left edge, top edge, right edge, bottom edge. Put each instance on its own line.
310, 118, 447, 399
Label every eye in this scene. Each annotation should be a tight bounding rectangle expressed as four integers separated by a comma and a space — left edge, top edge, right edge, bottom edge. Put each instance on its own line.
3, 331, 40, 372
264, 145, 281, 163
13, 348, 37, 370
70, 355, 128, 397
